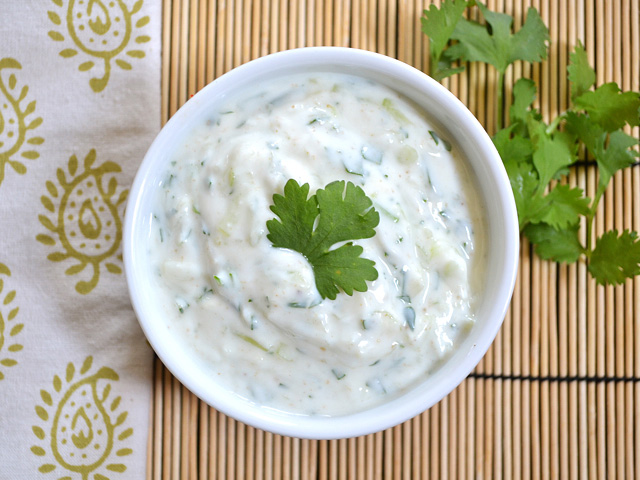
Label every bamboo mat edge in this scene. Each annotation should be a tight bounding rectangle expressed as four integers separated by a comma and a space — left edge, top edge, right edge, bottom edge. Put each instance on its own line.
149, 1, 640, 479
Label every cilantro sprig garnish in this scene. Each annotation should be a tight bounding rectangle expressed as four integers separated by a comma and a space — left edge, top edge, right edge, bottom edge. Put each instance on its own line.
266, 179, 380, 300
422, 0, 549, 127
420, 0, 469, 80
422, 1, 640, 285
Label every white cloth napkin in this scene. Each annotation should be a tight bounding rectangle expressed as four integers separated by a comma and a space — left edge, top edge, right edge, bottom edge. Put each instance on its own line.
0, 1, 160, 477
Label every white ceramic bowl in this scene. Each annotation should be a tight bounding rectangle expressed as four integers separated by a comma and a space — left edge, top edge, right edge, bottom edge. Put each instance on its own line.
124, 47, 519, 440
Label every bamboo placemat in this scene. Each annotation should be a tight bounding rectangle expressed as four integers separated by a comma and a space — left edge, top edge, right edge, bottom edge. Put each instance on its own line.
148, 1, 640, 478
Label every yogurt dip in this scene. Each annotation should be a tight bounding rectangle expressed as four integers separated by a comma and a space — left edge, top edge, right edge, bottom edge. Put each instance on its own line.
149, 72, 486, 415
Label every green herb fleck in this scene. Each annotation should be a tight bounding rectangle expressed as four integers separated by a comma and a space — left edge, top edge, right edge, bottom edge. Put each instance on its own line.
176, 298, 189, 314
197, 287, 213, 301
382, 98, 411, 125
332, 369, 346, 380
428, 130, 452, 151
236, 333, 269, 352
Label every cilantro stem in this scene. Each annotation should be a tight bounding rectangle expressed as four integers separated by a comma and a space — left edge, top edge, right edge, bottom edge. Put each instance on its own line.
584, 180, 608, 257
497, 71, 505, 131
545, 111, 567, 135
584, 211, 593, 259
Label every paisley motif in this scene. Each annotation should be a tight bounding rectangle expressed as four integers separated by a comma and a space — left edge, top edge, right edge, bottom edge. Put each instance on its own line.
31, 356, 133, 478
0, 262, 22, 381
36, 149, 127, 294
0, 57, 43, 188
46, 0, 151, 92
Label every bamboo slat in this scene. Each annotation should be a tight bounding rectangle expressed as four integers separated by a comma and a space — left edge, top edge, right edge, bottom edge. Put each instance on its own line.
148, 1, 640, 478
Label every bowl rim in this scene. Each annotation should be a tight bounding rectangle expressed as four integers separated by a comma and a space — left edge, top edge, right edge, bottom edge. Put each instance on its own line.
124, 46, 520, 440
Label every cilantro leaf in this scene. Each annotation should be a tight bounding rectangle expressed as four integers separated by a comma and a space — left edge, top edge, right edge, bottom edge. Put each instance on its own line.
567, 42, 595, 101
564, 110, 601, 153
449, 4, 549, 74
420, 0, 469, 80
573, 82, 640, 132
267, 179, 380, 300
493, 124, 533, 166
493, 124, 547, 230
527, 116, 577, 188
588, 230, 640, 286
596, 130, 640, 185
539, 185, 591, 230
565, 112, 639, 189
311, 244, 376, 300
523, 223, 583, 263
503, 160, 546, 229
498, 135, 588, 231
307, 180, 381, 257
510, 78, 537, 127
266, 180, 318, 252
506, 7, 550, 66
